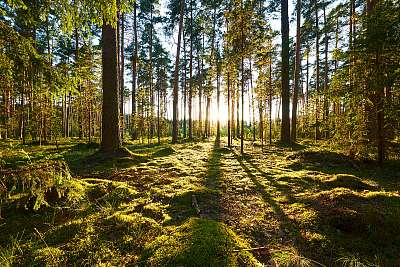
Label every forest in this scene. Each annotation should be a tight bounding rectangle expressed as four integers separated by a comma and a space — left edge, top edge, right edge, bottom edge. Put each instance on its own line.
0, 0, 399, 266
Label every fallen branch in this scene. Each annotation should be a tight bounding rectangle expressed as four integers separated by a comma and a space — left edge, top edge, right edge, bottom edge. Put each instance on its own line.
232, 246, 268, 252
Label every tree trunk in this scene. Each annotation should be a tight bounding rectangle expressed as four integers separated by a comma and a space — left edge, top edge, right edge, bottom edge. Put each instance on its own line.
188, 0, 193, 140
323, 5, 329, 138
172, 0, 184, 143
120, 13, 125, 140
315, 0, 320, 141
216, 57, 221, 142
101, 21, 121, 153
227, 70, 231, 147
281, 0, 290, 144
269, 58, 272, 145
240, 0, 245, 154
131, 2, 138, 139
291, 0, 301, 143
198, 55, 202, 138
183, 30, 187, 139
149, 5, 154, 139
75, 28, 83, 140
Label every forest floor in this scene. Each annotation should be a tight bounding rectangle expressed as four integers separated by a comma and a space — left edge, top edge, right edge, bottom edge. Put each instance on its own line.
1, 138, 400, 266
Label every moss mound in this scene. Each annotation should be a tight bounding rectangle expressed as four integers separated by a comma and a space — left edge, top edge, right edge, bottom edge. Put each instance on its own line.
324, 174, 376, 190
152, 147, 176, 158
141, 218, 261, 267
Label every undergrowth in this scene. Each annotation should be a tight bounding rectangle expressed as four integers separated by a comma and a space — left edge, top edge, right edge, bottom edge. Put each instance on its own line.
0, 139, 399, 266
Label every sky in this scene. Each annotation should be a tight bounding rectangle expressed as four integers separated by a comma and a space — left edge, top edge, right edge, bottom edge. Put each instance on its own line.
121, 0, 332, 125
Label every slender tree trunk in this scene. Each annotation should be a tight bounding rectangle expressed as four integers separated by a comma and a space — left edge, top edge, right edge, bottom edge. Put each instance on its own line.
188, 0, 193, 140
250, 60, 256, 142
149, 5, 154, 139
231, 82, 235, 144
131, 2, 138, 139
172, 0, 184, 143
323, 5, 329, 138
227, 70, 231, 147
349, 0, 354, 94
75, 28, 83, 140
306, 47, 309, 110
120, 13, 125, 140
315, 0, 320, 141
198, 55, 202, 138
281, 0, 291, 143
157, 73, 161, 145
240, 0, 245, 154
216, 58, 221, 142
269, 58, 272, 145
291, 0, 301, 142
236, 86, 240, 139
183, 31, 187, 139
205, 97, 210, 138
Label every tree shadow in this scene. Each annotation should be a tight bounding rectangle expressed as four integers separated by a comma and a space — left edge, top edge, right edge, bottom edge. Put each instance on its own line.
286, 150, 400, 191
232, 150, 297, 226
165, 139, 224, 225
141, 140, 262, 266
231, 149, 338, 264
238, 149, 400, 265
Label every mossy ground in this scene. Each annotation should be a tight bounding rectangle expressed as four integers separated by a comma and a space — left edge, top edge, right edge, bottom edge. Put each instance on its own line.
1, 138, 399, 266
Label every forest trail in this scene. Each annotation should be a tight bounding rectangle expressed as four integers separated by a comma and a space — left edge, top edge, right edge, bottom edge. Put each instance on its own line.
1, 139, 400, 266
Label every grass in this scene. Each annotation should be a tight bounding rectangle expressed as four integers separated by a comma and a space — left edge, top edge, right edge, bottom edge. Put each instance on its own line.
0, 138, 399, 266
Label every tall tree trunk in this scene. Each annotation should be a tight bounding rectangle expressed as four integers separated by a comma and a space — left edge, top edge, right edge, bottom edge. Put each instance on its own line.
306, 47, 309, 110
291, 0, 301, 142
281, 0, 290, 144
216, 57, 221, 142
120, 13, 125, 140
315, 0, 320, 141
227, 70, 231, 147
157, 71, 162, 144
231, 82, 235, 143
172, 0, 184, 143
250, 60, 256, 142
269, 58, 272, 145
183, 30, 187, 139
101, 21, 121, 153
205, 97, 210, 138
75, 28, 83, 140
188, 0, 193, 140
198, 55, 202, 138
236, 85, 240, 139
323, 5, 329, 138
149, 4, 154, 139
131, 2, 138, 139
240, 0, 245, 154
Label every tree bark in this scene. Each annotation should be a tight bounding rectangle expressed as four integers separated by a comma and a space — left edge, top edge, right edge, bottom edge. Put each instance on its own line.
120, 13, 125, 140
315, 0, 320, 141
101, 21, 121, 153
188, 0, 193, 140
291, 0, 301, 142
172, 0, 184, 143
131, 2, 138, 139
281, 0, 291, 144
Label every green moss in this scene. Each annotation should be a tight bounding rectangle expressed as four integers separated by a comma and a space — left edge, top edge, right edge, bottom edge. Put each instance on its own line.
1, 140, 400, 266
33, 247, 65, 266
141, 218, 261, 267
